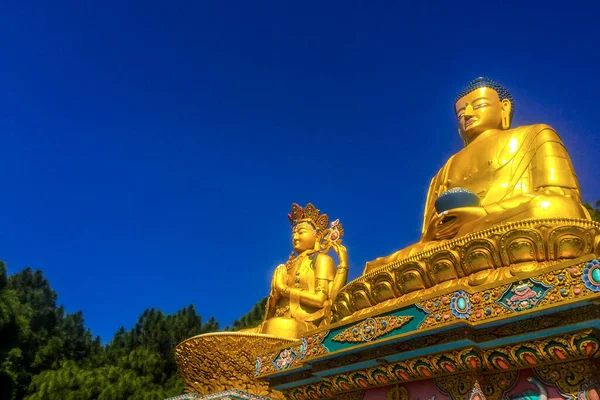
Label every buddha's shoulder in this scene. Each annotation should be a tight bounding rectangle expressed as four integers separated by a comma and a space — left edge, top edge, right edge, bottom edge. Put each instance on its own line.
510, 123, 564, 142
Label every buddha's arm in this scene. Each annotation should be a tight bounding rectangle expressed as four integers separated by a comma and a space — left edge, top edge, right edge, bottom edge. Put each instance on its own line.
420, 159, 454, 241
329, 243, 349, 301
482, 125, 585, 219
289, 254, 335, 308
451, 126, 588, 236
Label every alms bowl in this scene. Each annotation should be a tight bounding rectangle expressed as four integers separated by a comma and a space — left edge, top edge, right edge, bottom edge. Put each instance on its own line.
435, 188, 481, 214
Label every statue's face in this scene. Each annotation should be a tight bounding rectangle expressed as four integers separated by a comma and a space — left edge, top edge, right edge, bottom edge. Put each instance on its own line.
292, 222, 318, 253
455, 87, 506, 143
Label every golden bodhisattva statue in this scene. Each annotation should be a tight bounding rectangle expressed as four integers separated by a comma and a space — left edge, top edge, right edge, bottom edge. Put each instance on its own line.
257, 203, 349, 339
175, 203, 348, 398
365, 77, 591, 274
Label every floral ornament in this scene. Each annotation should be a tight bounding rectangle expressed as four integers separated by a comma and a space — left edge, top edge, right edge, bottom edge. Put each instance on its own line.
298, 337, 308, 359
450, 290, 471, 319
272, 348, 298, 370
255, 357, 262, 376
578, 378, 600, 400
496, 279, 552, 312
582, 259, 600, 292
329, 219, 343, 242
321, 219, 344, 251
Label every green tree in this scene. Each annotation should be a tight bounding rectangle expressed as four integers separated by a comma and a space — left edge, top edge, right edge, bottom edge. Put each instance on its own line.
0, 265, 101, 399
227, 297, 267, 331
25, 300, 213, 399
0, 261, 31, 399
585, 200, 600, 222
3, 264, 272, 399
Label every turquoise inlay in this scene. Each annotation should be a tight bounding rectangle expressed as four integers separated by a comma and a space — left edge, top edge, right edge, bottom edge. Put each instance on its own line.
323, 305, 429, 352
583, 259, 600, 292
302, 321, 458, 367
450, 290, 472, 319
496, 278, 553, 312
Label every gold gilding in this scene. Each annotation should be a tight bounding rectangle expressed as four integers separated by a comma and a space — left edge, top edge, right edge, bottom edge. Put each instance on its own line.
175, 79, 599, 398
245, 203, 349, 339
365, 85, 590, 274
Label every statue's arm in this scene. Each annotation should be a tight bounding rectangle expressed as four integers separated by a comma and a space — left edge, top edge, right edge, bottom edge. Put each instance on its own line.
478, 125, 588, 223
530, 125, 579, 190
329, 244, 348, 302
485, 126, 584, 210
289, 254, 335, 308
420, 160, 453, 241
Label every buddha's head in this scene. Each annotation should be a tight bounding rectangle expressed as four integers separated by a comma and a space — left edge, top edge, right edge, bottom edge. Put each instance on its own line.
288, 203, 329, 254
455, 77, 514, 145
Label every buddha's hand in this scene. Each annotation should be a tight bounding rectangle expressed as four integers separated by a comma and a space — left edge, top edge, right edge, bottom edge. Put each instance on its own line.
426, 207, 487, 240
272, 264, 290, 298
332, 243, 348, 269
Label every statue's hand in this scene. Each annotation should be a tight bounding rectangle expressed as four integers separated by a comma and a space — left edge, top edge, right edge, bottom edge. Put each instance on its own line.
332, 243, 348, 267
273, 264, 290, 297
426, 207, 487, 241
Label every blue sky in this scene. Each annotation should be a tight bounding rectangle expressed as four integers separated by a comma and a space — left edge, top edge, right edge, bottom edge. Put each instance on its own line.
1, 1, 599, 342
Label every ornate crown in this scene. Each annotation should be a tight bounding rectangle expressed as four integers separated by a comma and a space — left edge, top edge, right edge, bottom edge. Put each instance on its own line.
287, 203, 344, 248
288, 203, 329, 232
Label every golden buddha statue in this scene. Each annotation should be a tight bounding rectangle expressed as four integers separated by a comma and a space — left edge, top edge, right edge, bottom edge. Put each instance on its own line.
365, 77, 591, 274
256, 203, 349, 339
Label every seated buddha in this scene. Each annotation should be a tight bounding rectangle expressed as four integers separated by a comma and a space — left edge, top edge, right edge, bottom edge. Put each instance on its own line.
255, 203, 349, 339
365, 77, 591, 274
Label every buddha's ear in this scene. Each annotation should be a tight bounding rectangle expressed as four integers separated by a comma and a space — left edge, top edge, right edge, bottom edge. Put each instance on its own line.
501, 99, 512, 130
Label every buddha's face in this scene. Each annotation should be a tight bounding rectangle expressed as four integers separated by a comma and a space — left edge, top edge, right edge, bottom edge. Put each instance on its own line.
455, 87, 511, 143
292, 222, 318, 253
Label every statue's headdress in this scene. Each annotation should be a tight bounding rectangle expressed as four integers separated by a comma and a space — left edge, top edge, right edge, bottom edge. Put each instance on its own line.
288, 203, 329, 233
455, 77, 515, 120
288, 203, 344, 248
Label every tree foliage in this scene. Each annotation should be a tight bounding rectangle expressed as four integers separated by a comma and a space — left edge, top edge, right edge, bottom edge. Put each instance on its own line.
0, 262, 266, 399
585, 200, 600, 223
227, 297, 267, 331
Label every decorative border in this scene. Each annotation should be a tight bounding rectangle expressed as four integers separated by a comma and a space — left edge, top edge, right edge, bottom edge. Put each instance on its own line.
280, 330, 600, 400
256, 258, 600, 378
583, 259, 600, 292
334, 219, 600, 321
534, 359, 600, 397
256, 331, 329, 376
332, 315, 413, 343
200, 389, 274, 400
164, 394, 202, 400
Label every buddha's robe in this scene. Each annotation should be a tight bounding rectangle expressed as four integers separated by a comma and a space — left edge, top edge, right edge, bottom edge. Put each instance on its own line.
364, 124, 590, 274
